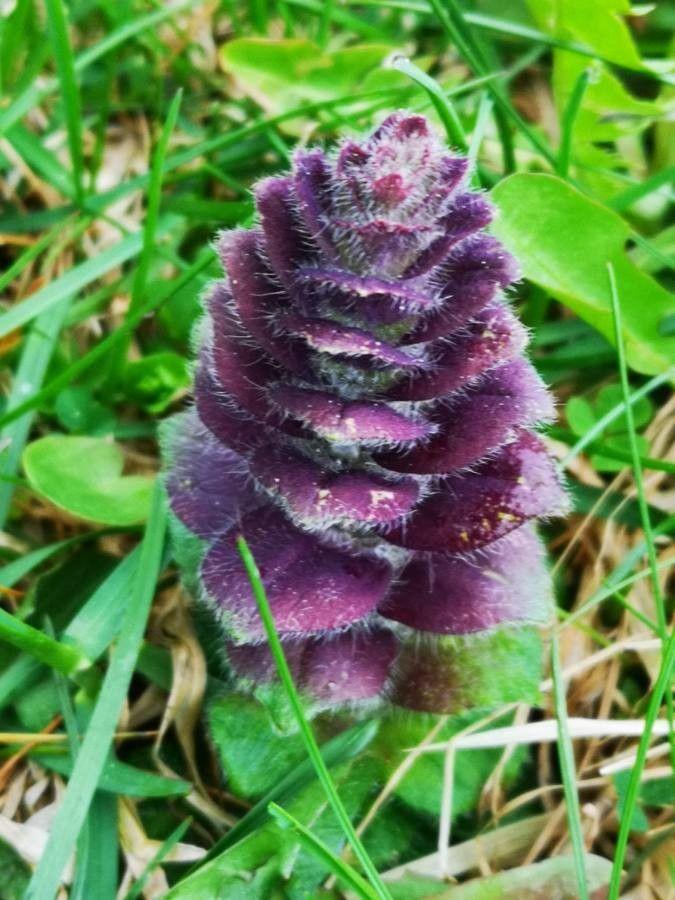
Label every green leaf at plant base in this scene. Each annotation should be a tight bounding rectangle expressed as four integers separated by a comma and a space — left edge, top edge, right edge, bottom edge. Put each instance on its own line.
491, 174, 675, 376
23, 436, 154, 526
121, 352, 190, 414
208, 693, 307, 799
55, 387, 116, 436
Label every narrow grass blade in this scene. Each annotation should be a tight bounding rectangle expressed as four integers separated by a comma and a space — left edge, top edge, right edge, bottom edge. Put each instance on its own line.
0, 295, 72, 526
551, 633, 590, 900
609, 164, 675, 212
560, 370, 673, 466
0, 250, 214, 430
0, 221, 65, 294
0, 607, 89, 675
25, 484, 167, 900
107, 90, 182, 377
317, 0, 334, 46
131, 91, 182, 319
388, 55, 468, 151
123, 818, 192, 900
0, 230, 146, 340
467, 91, 493, 173
237, 536, 392, 900
44, 0, 85, 202
0, 0, 199, 136
548, 426, 675, 475
268, 803, 378, 900
607, 262, 674, 754
192, 719, 379, 869
557, 68, 590, 179
607, 629, 675, 898
56, 547, 142, 661
70, 793, 118, 900
428, 0, 556, 166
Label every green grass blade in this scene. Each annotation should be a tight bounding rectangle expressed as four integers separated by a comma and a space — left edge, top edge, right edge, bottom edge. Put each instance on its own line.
0, 295, 72, 526
317, 0, 334, 47
192, 719, 379, 870
108, 89, 182, 377
44, 0, 85, 202
428, 0, 556, 166
0, 221, 66, 294
0, 250, 214, 431
0, 230, 147, 340
70, 793, 118, 900
560, 370, 673, 467
561, 559, 675, 630
0, 607, 89, 675
548, 426, 675, 475
607, 630, 675, 898
236, 535, 392, 900
0, 0, 199, 136
122, 818, 192, 900
609, 164, 675, 212
551, 633, 590, 900
130, 90, 182, 317
606, 262, 675, 759
557, 68, 590, 179
268, 803, 378, 900
25, 483, 167, 900
388, 55, 468, 151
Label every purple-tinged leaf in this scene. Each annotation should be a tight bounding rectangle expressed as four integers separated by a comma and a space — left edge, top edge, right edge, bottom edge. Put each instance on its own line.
201, 507, 392, 639
165, 411, 257, 539
383, 431, 567, 552
249, 445, 419, 524
270, 384, 433, 444
380, 526, 552, 633
375, 359, 553, 474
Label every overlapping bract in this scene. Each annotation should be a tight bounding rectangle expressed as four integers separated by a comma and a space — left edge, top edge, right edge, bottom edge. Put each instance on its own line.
164, 113, 567, 713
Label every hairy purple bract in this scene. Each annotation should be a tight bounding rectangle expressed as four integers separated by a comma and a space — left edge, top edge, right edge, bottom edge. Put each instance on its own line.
164, 113, 567, 714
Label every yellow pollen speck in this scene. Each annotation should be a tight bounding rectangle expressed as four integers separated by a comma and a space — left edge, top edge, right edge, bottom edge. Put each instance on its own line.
460, 530, 469, 541
497, 512, 517, 521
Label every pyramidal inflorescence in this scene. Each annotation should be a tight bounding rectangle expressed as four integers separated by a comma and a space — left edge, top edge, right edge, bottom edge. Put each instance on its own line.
164, 112, 568, 714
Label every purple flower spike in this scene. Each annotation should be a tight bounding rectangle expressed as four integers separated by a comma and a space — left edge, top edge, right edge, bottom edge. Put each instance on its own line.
163, 112, 567, 715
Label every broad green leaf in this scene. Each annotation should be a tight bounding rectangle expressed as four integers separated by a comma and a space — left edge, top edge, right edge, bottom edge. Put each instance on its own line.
491, 174, 675, 376
591, 433, 650, 472
525, 0, 643, 68
55, 387, 116, 436
208, 693, 307, 798
565, 396, 596, 437
167, 755, 375, 899
219, 38, 392, 124
613, 771, 650, 832
595, 384, 653, 428
122, 352, 190, 414
372, 710, 526, 819
23, 435, 154, 526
